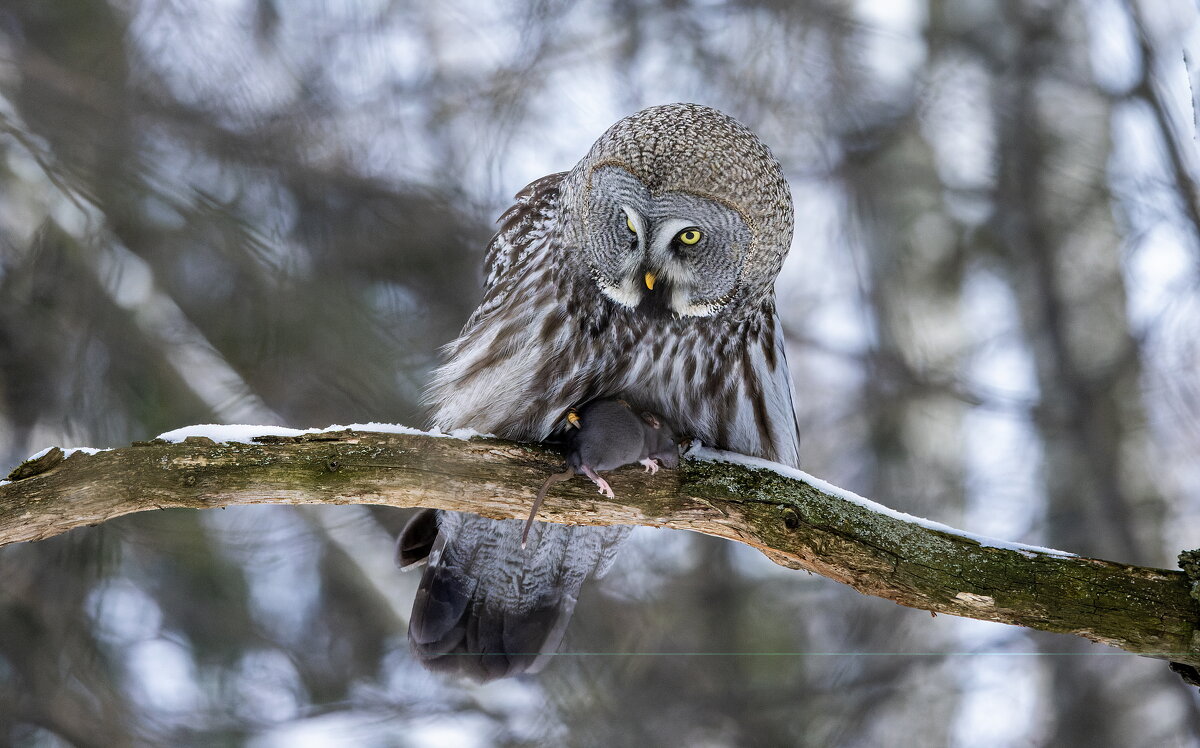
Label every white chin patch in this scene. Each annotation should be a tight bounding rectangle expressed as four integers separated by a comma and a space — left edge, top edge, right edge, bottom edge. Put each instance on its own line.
671, 289, 720, 317
598, 278, 642, 308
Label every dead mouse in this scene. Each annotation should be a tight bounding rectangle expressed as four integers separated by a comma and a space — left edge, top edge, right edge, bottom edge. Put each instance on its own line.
522, 399, 678, 547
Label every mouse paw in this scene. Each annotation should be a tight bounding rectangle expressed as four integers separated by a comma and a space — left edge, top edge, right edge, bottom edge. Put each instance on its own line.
639, 458, 659, 474
593, 476, 615, 499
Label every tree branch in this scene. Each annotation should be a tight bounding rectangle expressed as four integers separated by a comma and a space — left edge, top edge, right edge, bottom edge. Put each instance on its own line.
2, 428, 1197, 665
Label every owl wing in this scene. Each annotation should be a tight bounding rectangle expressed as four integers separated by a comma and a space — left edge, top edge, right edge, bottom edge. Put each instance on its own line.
734, 309, 801, 467
425, 172, 573, 438
467, 171, 566, 330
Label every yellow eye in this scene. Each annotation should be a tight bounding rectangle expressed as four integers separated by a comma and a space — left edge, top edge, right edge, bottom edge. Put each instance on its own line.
677, 229, 702, 245
626, 215, 637, 233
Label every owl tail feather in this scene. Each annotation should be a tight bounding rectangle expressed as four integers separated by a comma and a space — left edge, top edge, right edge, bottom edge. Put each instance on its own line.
396, 508, 439, 570
399, 510, 580, 681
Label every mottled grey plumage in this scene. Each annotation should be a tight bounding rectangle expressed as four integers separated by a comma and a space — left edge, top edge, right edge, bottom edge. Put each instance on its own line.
408, 103, 801, 680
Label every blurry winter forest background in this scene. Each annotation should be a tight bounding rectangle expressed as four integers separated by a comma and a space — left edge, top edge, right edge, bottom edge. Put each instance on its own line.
1, 0, 1200, 746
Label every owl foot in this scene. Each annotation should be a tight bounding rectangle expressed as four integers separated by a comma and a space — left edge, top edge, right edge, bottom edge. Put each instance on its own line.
565, 408, 582, 429
640, 458, 659, 474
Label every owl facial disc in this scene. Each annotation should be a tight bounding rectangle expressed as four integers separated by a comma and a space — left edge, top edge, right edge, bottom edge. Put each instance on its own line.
583, 166, 752, 317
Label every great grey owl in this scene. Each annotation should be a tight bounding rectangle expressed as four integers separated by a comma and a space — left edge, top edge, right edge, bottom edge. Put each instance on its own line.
403, 103, 800, 680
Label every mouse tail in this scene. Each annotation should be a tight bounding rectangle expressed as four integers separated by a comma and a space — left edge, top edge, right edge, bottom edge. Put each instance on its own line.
523, 469, 573, 548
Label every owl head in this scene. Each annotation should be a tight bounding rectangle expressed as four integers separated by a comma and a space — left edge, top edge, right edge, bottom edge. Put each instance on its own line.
561, 103, 793, 318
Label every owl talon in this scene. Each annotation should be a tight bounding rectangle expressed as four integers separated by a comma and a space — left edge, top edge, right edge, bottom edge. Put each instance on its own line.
640, 458, 659, 474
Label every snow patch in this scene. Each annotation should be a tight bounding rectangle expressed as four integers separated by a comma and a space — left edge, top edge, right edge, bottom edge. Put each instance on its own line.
24, 446, 110, 461
64, 447, 109, 458
9, 424, 486, 472
690, 444, 1075, 558
154, 423, 489, 444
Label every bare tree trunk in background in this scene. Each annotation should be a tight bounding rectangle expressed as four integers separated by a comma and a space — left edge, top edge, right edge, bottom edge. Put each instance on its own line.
991, 2, 1195, 744
842, 121, 966, 746
832, 2, 975, 729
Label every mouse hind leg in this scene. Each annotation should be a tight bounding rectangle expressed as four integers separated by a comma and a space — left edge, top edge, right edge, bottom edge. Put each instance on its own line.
579, 465, 615, 499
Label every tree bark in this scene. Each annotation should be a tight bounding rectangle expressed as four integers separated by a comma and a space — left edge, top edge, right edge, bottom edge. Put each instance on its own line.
2, 429, 1197, 666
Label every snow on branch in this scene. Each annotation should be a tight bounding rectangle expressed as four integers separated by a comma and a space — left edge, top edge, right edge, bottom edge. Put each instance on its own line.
2, 426, 1198, 666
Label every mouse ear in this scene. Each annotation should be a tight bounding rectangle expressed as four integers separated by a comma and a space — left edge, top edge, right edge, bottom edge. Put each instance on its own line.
639, 411, 661, 429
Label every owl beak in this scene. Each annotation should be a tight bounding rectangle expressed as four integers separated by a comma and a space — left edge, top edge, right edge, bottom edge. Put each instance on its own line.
644, 272, 656, 290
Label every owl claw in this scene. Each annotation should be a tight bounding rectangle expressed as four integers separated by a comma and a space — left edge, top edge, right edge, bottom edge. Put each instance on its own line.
640, 458, 659, 474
